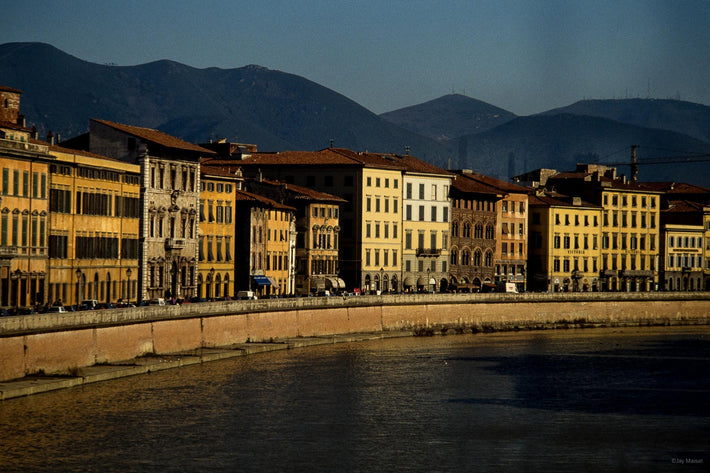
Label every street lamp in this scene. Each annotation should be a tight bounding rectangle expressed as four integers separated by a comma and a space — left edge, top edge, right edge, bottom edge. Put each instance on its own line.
380, 267, 384, 294
126, 268, 132, 305
209, 267, 215, 300
75, 268, 82, 307
11, 269, 22, 312
427, 268, 431, 294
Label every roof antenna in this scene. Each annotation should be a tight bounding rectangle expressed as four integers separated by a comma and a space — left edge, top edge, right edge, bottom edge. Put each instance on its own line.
630, 145, 639, 182
405, 146, 410, 155
330, 139, 334, 148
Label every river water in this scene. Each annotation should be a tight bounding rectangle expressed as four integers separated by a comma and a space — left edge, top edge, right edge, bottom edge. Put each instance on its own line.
1, 326, 708, 472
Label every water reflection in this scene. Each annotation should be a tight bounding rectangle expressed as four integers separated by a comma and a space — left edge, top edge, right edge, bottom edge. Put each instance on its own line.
1, 327, 708, 472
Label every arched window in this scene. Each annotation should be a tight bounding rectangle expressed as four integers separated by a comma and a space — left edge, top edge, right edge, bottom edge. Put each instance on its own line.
462, 249, 471, 266
474, 223, 483, 239
451, 221, 459, 237
473, 249, 482, 266
484, 250, 493, 267
462, 222, 471, 238
485, 224, 494, 239
450, 248, 459, 265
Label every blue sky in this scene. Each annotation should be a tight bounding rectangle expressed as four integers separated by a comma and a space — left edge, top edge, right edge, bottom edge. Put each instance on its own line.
3, 0, 709, 115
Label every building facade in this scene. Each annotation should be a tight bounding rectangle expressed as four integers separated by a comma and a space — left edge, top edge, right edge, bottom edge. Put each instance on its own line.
528, 192, 602, 292
546, 165, 661, 292
197, 166, 240, 300
396, 155, 452, 293
448, 172, 501, 292
0, 85, 54, 310
245, 179, 345, 296
660, 224, 704, 291
210, 147, 406, 294
47, 145, 141, 307
71, 119, 213, 302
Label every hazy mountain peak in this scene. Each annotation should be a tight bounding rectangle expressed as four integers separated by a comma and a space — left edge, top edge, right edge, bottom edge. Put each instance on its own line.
380, 94, 516, 142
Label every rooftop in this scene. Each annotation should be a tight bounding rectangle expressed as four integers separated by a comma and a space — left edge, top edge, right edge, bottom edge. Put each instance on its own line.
92, 119, 215, 155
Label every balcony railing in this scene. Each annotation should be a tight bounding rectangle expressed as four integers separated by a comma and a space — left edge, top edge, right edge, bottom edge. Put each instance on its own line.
0, 246, 19, 258
416, 247, 442, 257
0, 138, 49, 153
165, 238, 186, 250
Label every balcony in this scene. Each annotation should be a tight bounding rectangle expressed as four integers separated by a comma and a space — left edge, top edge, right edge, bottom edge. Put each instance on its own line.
416, 247, 442, 257
0, 246, 18, 259
165, 238, 186, 250
0, 138, 49, 153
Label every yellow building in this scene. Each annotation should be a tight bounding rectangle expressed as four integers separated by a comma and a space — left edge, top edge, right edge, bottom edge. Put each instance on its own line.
528, 191, 602, 292
46, 145, 141, 307
0, 85, 54, 311
244, 178, 346, 296
213, 147, 406, 293
547, 165, 662, 292
197, 165, 240, 300
264, 205, 296, 296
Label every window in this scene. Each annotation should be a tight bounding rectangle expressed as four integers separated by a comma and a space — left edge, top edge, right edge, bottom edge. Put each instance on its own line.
406, 183, 412, 199
431, 206, 437, 222
406, 205, 412, 221
419, 205, 425, 221
419, 183, 425, 199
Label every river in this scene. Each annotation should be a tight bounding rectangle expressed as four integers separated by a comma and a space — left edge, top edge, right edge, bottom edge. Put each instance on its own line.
1, 326, 708, 472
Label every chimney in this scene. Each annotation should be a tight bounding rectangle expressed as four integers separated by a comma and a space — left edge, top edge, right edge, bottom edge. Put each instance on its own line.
19, 114, 26, 128
572, 196, 581, 206
47, 131, 54, 145
31, 125, 38, 140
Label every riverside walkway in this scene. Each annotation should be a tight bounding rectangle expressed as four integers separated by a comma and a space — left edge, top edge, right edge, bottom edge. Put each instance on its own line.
1, 291, 708, 400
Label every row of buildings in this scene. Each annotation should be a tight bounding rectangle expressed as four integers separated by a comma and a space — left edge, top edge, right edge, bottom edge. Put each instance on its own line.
1, 84, 709, 309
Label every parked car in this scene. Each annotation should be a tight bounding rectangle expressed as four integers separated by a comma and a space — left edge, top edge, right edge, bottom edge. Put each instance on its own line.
148, 298, 165, 306
46, 306, 67, 314
80, 299, 98, 310
236, 291, 257, 300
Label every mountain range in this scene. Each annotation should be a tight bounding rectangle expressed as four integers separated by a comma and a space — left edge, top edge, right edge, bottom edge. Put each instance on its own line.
1, 42, 709, 186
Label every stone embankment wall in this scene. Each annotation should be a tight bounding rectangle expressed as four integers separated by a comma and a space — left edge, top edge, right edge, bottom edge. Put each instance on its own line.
1, 292, 708, 382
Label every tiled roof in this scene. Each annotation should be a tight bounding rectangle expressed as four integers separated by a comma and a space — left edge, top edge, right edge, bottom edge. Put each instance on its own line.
547, 171, 664, 193
43, 140, 119, 161
218, 148, 406, 170
251, 178, 348, 203
233, 188, 295, 211
200, 165, 242, 180
638, 181, 710, 195
0, 85, 22, 94
383, 153, 453, 176
528, 191, 600, 208
91, 119, 215, 154
451, 173, 502, 196
663, 200, 706, 213
0, 120, 30, 132
453, 170, 529, 195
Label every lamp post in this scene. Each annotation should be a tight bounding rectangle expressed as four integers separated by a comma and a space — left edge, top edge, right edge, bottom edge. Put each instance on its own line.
75, 268, 82, 308
427, 268, 431, 294
379, 267, 384, 295
126, 268, 132, 305
209, 267, 215, 300
11, 269, 21, 312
